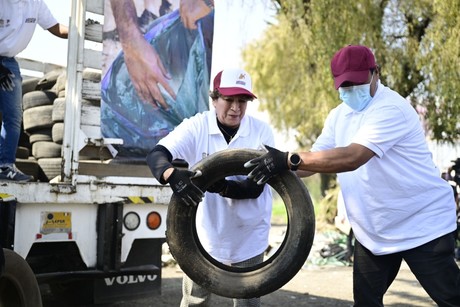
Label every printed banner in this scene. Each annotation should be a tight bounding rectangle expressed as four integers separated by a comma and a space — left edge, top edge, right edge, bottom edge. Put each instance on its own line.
101, 0, 214, 157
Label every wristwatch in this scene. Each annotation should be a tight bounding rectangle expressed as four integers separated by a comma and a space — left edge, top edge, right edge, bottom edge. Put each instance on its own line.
289, 153, 301, 171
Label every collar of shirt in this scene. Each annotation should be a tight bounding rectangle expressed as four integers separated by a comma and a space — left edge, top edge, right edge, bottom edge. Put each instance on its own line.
207, 109, 250, 139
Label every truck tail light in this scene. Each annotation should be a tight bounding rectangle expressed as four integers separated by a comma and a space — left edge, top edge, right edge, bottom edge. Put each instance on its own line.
123, 212, 140, 231
146, 211, 161, 230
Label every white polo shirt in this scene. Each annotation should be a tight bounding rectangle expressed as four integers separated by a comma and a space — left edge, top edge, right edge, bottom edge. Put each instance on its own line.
0, 0, 58, 57
312, 81, 456, 255
158, 110, 275, 263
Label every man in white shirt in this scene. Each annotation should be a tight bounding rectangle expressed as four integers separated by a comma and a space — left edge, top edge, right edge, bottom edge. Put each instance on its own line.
245, 45, 460, 306
147, 68, 274, 306
0, 0, 68, 181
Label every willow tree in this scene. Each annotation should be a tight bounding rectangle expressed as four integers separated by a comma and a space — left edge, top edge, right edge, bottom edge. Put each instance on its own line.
243, 0, 459, 146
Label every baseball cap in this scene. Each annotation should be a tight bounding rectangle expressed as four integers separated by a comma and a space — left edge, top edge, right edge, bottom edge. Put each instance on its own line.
331, 45, 376, 89
213, 68, 257, 99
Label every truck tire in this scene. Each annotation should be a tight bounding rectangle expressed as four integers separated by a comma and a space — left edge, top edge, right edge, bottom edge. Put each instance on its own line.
0, 249, 42, 307
166, 149, 315, 299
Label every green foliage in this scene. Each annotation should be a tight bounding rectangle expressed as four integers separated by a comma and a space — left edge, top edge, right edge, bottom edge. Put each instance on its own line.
243, 0, 460, 146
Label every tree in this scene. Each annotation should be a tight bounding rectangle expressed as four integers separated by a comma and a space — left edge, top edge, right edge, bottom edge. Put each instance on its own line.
243, 0, 459, 146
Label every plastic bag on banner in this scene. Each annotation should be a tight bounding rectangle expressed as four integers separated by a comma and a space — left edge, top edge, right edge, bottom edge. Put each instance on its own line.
101, 10, 211, 157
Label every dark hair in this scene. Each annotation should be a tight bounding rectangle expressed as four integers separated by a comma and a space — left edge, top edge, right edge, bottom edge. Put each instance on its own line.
209, 89, 220, 100
209, 89, 254, 102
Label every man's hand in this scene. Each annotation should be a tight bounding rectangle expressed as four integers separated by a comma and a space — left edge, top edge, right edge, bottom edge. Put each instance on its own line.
244, 145, 289, 185
0, 64, 15, 91
168, 168, 203, 206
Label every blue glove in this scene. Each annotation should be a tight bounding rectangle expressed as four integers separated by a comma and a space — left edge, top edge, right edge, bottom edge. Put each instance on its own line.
168, 168, 203, 206
244, 144, 289, 185
0, 64, 15, 91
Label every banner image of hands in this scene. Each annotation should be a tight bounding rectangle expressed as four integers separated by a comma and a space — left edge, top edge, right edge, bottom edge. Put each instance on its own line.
101, 0, 214, 157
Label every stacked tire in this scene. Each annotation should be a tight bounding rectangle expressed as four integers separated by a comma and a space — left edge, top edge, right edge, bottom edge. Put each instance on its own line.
18, 68, 105, 182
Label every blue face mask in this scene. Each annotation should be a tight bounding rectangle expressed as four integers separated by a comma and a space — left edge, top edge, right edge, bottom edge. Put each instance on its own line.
338, 75, 374, 111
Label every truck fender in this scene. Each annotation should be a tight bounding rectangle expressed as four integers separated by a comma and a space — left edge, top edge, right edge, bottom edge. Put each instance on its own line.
166, 149, 316, 299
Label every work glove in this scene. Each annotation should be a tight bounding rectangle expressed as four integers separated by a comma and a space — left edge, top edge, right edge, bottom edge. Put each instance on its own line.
0, 63, 15, 91
244, 144, 289, 185
167, 168, 204, 206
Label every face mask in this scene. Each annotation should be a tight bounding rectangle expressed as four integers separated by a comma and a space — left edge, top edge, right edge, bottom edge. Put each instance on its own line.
338, 74, 374, 111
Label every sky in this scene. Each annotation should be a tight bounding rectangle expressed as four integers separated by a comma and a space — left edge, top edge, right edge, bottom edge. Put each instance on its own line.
18, 0, 297, 149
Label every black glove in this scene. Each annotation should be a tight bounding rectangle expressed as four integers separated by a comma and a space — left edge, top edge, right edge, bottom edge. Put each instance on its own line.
244, 144, 289, 185
0, 64, 15, 91
206, 179, 227, 193
167, 168, 204, 206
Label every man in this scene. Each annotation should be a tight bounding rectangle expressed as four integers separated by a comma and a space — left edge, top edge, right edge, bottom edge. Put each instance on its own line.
147, 68, 274, 306
245, 45, 460, 306
0, 0, 68, 181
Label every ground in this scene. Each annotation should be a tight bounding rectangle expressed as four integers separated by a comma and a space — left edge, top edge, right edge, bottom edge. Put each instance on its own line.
87, 228, 437, 307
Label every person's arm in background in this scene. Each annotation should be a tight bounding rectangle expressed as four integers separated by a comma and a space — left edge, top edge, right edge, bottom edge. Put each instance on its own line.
110, 0, 176, 110
47, 23, 68, 38
179, 0, 213, 29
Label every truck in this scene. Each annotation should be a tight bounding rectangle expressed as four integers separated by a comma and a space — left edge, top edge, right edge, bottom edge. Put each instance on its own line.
0, 0, 175, 305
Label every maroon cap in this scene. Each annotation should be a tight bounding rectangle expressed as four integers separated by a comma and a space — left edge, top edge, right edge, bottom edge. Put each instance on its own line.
331, 45, 376, 89
213, 68, 257, 99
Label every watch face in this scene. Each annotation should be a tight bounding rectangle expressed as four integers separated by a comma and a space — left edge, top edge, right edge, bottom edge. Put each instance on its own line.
290, 153, 301, 165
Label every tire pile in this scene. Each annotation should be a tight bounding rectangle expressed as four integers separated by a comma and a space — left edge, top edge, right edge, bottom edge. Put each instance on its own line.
14, 68, 107, 182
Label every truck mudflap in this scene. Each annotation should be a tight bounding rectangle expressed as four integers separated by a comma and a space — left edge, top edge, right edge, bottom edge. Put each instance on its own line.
35, 263, 160, 284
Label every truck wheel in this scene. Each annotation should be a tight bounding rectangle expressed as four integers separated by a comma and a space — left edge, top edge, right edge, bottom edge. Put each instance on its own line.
166, 149, 315, 299
0, 249, 42, 307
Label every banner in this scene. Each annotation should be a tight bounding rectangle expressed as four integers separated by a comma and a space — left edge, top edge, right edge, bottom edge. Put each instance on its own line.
101, 0, 214, 157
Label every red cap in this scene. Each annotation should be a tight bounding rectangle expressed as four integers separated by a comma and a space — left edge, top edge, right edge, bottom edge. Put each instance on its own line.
213, 68, 257, 99
331, 45, 376, 89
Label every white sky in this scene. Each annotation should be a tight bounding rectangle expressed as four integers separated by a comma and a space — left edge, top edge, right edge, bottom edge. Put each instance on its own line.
18, 0, 297, 149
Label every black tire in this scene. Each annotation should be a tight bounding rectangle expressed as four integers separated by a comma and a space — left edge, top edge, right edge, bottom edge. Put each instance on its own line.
0, 249, 42, 307
166, 149, 315, 299
16, 146, 30, 159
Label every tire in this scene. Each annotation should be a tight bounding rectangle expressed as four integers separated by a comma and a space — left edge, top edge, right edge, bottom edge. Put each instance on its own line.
51, 123, 64, 144
32, 141, 62, 159
21, 78, 40, 95
0, 249, 42, 307
35, 69, 64, 91
22, 90, 57, 110
28, 129, 52, 144
166, 149, 315, 299
23, 105, 54, 133
37, 158, 61, 182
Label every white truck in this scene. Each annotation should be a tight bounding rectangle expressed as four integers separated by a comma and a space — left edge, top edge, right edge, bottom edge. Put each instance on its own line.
0, 0, 173, 305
